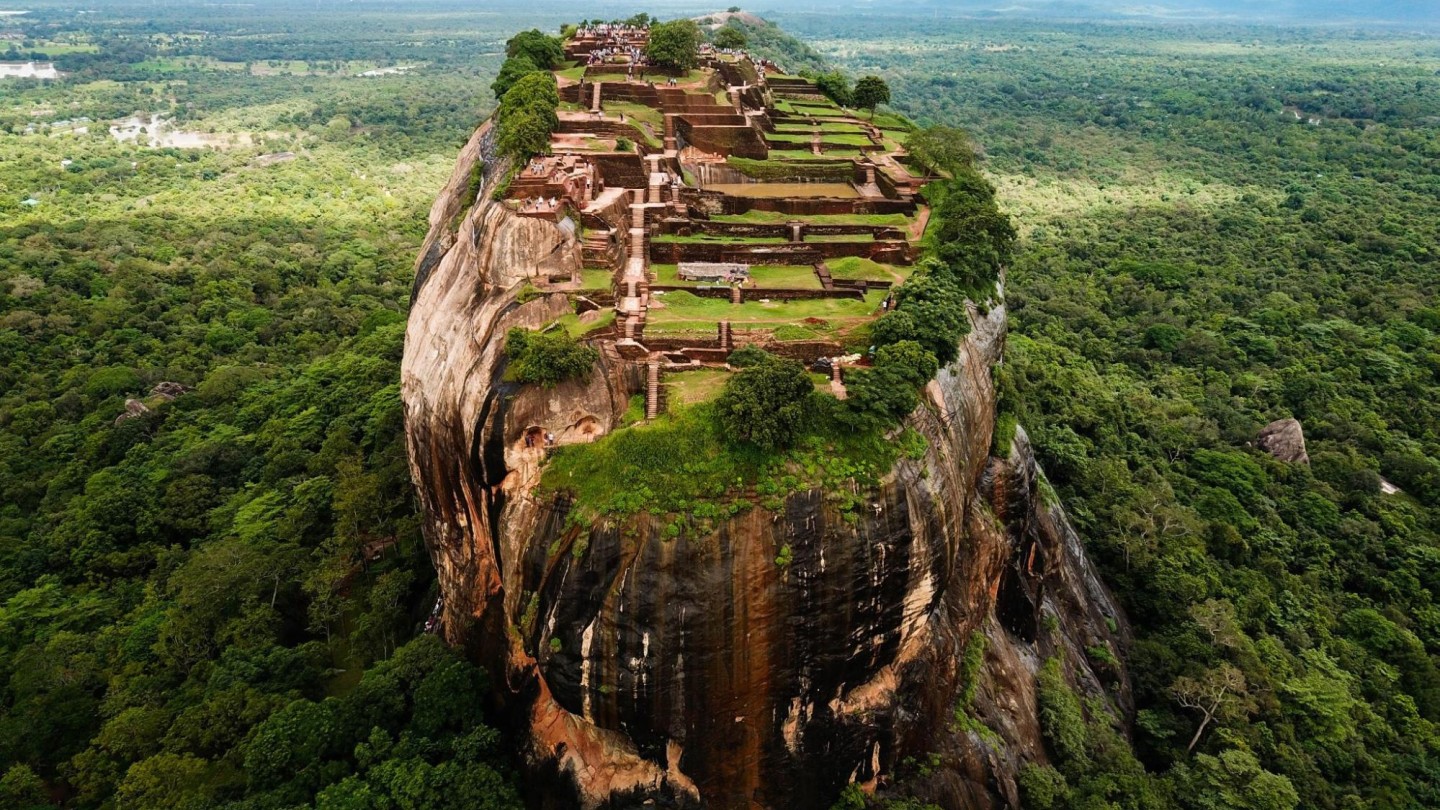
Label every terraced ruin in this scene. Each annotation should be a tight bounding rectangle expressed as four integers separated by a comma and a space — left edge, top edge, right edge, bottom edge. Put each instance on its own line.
399, 20, 1118, 810
503, 22, 932, 419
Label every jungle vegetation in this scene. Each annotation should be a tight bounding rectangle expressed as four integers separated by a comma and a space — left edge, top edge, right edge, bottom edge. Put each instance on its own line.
2, 3, 1439, 810
783, 11, 1440, 810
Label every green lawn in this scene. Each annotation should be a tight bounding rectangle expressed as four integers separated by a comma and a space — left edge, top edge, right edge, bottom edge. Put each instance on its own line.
652, 264, 820, 289
710, 211, 913, 227
580, 269, 614, 290
825, 257, 908, 282
664, 369, 732, 407
555, 64, 590, 81
646, 289, 884, 335
551, 309, 617, 338
745, 265, 823, 289
767, 133, 873, 147
602, 101, 663, 128
651, 233, 789, 244
773, 123, 869, 135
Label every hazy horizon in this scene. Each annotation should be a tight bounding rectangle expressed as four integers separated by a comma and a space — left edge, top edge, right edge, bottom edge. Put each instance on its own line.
1, 0, 1437, 28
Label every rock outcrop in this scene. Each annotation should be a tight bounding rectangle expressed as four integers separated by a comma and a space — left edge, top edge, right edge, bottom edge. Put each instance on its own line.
403, 128, 1130, 810
1256, 417, 1309, 464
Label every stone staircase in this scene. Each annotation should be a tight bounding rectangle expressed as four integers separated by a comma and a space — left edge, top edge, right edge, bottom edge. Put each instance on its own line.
582, 228, 620, 271
645, 362, 662, 420
718, 320, 733, 351
814, 263, 835, 290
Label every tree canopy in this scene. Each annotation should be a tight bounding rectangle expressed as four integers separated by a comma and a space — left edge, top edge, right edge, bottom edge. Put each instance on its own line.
854, 75, 891, 116
714, 26, 748, 50
646, 20, 702, 70
714, 353, 814, 450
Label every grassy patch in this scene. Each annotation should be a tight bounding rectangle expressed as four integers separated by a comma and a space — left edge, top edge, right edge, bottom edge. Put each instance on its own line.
710, 211, 912, 227
539, 401, 905, 527
725, 156, 854, 181
602, 101, 663, 129
646, 289, 883, 335
550, 309, 616, 339
826, 256, 907, 281
580, 269, 614, 290
652, 233, 788, 244
665, 369, 731, 407
746, 265, 824, 288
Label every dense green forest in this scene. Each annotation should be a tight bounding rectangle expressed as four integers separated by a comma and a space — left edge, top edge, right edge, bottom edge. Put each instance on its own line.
0, 4, 557, 806
785, 12, 1440, 810
3, 3, 1440, 808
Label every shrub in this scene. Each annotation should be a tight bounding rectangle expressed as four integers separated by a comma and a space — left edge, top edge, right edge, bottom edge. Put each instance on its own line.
713, 352, 814, 450
504, 328, 598, 387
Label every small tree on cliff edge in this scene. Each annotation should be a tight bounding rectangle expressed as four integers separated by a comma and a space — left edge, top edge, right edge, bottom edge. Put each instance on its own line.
854, 75, 891, 119
714, 353, 813, 450
647, 19, 702, 70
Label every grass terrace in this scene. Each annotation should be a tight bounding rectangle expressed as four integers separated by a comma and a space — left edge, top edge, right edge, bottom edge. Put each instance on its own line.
539, 403, 917, 526
825, 257, 909, 282
665, 369, 732, 407
707, 182, 859, 198
645, 289, 885, 336
651, 233, 790, 244
652, 264, 824, 289
580, 269, 615, 290
710, 211, 914, 227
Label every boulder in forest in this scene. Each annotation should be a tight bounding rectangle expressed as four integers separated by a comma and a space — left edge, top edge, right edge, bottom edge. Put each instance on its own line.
114, 398, 150, 425
150, 381, 190, 400
1256, 417, 1309, 464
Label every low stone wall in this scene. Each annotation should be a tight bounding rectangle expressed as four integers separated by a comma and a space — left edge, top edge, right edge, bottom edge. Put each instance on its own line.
679, 113, 750, 127
762, 340, 847, 362
581, 186, 633, 232
555, 119, 649, 142
676, 121, 768, 160
874, 167, 902, 199
650, 285, 865, 301
591, 154, 649, 189
652, 238, 911, 265
653, 241, 820, 265
641, 336, 722, 352
659, 220, 902, 242
598, 83, 663, 107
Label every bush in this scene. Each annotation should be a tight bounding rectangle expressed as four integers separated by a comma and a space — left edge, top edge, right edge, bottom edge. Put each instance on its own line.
713, 352, 814, 450
504, 328, 598, 387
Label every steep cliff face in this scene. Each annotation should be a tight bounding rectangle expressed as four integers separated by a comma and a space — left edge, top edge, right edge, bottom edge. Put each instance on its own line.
403, 128, 1131, 809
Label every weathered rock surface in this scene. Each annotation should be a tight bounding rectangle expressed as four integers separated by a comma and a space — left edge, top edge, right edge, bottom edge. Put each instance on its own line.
1256, 417, 1309, 464
114, 398, 149, 425
402, 126, 1132, 808
150, 381, 190, 400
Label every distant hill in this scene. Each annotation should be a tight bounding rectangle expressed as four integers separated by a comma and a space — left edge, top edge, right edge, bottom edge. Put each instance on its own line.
756, 0, 1439, 25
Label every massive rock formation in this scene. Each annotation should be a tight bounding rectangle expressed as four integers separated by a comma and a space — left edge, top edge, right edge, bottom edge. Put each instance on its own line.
403, 126, 1130, 810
